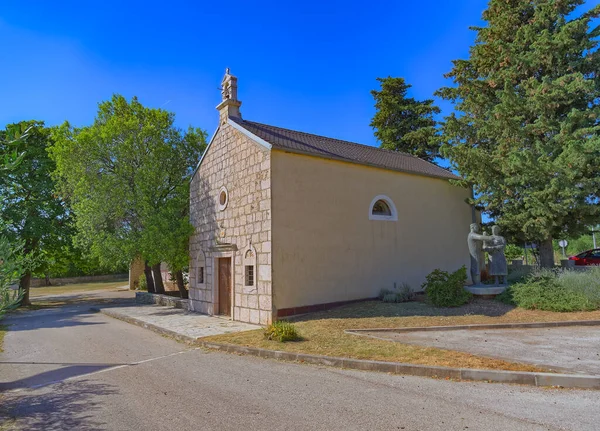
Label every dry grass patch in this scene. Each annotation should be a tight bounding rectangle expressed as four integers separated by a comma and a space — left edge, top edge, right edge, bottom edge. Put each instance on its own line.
29, 280, 128, 297
205, 299, 600, 372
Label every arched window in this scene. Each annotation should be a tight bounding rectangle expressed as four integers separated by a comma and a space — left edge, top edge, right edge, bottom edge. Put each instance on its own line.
196, 250, 206, 286
243, 244, 257, 290
372, 200, 392, 216
369, 195, 398, 221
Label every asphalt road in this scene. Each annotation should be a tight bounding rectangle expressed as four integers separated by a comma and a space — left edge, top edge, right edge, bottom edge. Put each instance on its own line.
1, 297, 599, 431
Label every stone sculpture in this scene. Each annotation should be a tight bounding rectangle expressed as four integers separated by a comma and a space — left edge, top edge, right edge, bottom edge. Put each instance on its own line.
467, 223, 493, 286
483, 225, 508, 285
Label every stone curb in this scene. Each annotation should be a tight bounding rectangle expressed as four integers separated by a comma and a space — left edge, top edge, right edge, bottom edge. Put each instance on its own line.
345, 320, 600, 334
97, 308, 600, 390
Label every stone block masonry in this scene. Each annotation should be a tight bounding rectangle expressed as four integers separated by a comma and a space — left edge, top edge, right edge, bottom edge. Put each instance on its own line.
189, 121, 272, 325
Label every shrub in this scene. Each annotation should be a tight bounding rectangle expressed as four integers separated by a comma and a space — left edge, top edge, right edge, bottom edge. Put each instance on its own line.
558, 267, 600, 306
379, 283, 415, 303
137, 274, 147, 291
264, 321, 300, 342
504, 244, 524, 261
382, 293, 397, 303
506, 266, 532, 285
378, 288, 392, 300
422, 266, 471, 307
495, 286, 516, 305
507, 268, 600, 312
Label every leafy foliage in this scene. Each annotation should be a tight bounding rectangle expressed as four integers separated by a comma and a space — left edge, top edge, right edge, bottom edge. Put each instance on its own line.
50, 95, 207, 276
370, 77, 441, 162
553, 232, 596, 256
379, 283, 415, 303
264, 321, 301, 342
32, 244, 126, 279
422, 266, 471, 307
437, 1, 600, 267
138, 274, 148, 291
506, 268, 600, 312
0, 123, 29, 171
0, 237, 25, 318
505, 265, 532, 285
504, 244, 523, 261
0, 122, 71, 305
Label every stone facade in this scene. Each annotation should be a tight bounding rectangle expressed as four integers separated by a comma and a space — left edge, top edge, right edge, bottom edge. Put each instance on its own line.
189, 120, 272, 325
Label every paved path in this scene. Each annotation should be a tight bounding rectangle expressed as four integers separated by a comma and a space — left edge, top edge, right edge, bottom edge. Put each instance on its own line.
360, 326, 600, 375
1, 294, 599, 430
101, 304, 260, 338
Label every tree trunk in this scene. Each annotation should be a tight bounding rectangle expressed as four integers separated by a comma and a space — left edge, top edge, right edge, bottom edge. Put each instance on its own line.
538, 237, 555, 268
152, 263, 165, 294
19, 271, 32, 306
174, 270, 188, 299
144, 261, 156, 294
45, 272, 51, 286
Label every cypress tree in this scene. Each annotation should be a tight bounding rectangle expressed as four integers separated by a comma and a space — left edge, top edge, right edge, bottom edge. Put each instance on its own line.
437, 0, 600, 267
371, 77, 441, 163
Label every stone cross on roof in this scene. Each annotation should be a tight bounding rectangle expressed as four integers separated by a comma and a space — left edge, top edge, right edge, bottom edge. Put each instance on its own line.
217, 68, 242, 122
221, 68, 237, 102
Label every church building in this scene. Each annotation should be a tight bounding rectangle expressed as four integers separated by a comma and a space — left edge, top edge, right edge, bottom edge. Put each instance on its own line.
189, 70, 472, 325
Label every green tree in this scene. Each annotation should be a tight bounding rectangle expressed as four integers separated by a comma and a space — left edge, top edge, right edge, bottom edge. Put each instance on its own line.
370, 77, 441, 163
33, 243, 126, 282
0, 124, 28, 171
50, 95, 207, 297
0, 237, 25, 318
0, 122, 71, 305
0, 125, 29, 315
437, 0, 600, 268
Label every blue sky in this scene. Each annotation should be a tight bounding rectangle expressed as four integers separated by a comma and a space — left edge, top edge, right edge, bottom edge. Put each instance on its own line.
2, 0, 596, 148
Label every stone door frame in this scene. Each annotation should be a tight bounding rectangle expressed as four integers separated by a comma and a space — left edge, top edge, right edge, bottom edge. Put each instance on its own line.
212, 250, 236, 320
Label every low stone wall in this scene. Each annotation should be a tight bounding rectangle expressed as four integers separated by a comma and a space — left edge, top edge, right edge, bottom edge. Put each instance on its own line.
136, 291, 189, 310
30, 273, 128, 288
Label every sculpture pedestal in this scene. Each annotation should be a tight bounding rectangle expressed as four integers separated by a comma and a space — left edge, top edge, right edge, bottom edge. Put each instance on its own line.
465, 285, 507, 297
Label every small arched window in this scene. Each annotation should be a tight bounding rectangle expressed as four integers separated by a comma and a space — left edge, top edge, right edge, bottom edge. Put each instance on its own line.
196, 250, 206, 286
243, 244, 257, 290
372, 200, 392, 216
369, 195, 398, 221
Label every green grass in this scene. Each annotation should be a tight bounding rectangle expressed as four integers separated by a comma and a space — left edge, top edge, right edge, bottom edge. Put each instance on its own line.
29, 280, 128, 297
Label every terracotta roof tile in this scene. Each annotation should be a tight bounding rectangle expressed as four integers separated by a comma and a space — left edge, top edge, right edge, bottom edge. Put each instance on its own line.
230, 117, 459, 181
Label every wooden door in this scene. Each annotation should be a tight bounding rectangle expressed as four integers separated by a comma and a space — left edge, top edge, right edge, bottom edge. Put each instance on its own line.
218, 257, 232, 316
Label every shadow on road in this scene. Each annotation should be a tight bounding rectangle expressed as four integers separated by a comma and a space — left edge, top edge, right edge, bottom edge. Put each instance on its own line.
0, 363, 129, 391
2, 308, 106, 332
4, 295, 138, 333
0, 379, 118, 430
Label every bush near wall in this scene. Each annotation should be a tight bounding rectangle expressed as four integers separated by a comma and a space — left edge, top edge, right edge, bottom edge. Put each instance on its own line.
422, 266, 471, 307
498, 268, 600, 312
378, 283, 415, 303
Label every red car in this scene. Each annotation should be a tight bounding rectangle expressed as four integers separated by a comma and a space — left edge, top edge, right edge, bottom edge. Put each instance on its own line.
569, 249, 600, 266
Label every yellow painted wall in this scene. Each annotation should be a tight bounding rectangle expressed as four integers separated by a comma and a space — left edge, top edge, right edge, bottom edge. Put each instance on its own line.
271, 150, 473, 311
